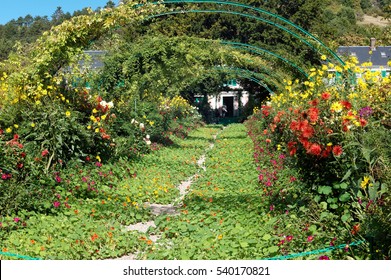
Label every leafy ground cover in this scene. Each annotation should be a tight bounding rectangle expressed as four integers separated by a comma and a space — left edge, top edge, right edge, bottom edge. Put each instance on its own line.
0, 126, 221, 260
139, 124, 363, 260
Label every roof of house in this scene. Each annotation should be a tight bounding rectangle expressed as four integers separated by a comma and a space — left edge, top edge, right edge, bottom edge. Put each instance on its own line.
337, 46, 391, 68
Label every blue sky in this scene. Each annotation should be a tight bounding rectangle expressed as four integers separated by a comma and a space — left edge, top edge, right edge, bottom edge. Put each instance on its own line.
0, 0, 115, 24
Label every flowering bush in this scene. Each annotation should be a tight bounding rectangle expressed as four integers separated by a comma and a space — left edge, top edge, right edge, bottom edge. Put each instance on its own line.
246, 57, 391, 259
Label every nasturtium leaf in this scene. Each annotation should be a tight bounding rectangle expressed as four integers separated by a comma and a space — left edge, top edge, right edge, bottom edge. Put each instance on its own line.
318, 186, 332, 195
268, 246, 279, 253
262, 234, 272, 241
341, 214, 351, 222
339, 192, 350, 202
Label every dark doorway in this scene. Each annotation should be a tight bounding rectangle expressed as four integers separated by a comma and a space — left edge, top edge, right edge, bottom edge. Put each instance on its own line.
223, 96, 234, 117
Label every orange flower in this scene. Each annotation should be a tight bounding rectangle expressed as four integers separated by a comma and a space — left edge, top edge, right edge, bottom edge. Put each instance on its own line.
146, 240, 153, 245
91, 233, 99, 242
351, 224, 360, 235
30, 240, 35, 245
2, 248, 8, 252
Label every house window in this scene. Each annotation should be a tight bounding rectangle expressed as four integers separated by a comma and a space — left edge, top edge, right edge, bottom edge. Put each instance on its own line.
350, 52, 357, 57
380, 52, 387, 58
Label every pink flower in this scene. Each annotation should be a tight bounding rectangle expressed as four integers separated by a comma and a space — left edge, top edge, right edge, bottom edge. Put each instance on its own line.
53, 201, 61, 208
14, 217, 20, 223
286, 235, 293, 242
55, 175, 62, 183
319, 255, 330, 260
270, 204, 275, 211
307, 235, 314, 242
95, 162, 102, 167
1, 174, 8, 180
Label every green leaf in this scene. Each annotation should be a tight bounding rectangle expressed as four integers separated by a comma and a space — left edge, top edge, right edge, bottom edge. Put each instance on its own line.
318, 186, 332, 195
262, 234, 272, 241
268, 246, 279, 253
339, 192, 350, 202
240, 242, 249, 248
341, 170, 351, 182
341, 214, 351, 222
320, 201, 328, 210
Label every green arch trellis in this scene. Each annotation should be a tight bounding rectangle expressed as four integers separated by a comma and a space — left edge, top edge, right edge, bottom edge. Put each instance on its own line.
214, 66, 276, 94
138, 0, 345, 67
157, 0, 345, 66
221, 41, 308, 78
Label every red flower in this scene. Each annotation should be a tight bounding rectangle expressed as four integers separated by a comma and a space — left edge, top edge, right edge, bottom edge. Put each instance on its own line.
53, 201, 61, 208
359, 118, 368, 127
332, 145, 343, 156
309, 99, 319, 107
286, 235, 293, 242
307, 107, 319, 122
307, 143, 322, 156
321, 92, 331, 100
41, 149, 49, 157
340, 100, 352, 110
307, 235, 314, 242
319, 255, 330, 260
290, 120, 299, 131
301, 125, 315, 138
287, 141, 297, 156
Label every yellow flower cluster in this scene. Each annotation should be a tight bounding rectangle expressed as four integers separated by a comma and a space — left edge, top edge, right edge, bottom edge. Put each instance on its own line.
269, 55, 390, 110
159, 95, 194, 117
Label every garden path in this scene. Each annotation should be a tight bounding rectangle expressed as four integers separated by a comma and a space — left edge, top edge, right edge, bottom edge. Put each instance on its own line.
113, 128, 223, 259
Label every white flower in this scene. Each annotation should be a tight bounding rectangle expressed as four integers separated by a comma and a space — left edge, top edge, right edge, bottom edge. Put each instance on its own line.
107, 101, 114, 108
146, 134, 150, 140
140, 123, 145, 129
145, 140, 151, 145
131, 119, 135, 124
100, 100, 107, 107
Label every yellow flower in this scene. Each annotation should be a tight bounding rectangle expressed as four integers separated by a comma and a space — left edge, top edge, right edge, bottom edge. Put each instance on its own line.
101, 114, 107, 120
35, 100, 41, 106
327, 142, 333, 146
96, 155, 101, 162
217, 234, 223, 240
330, 102, 343, 113
6, 127, 12, 133
361, 176, 370, 189
13, 124, 19, 129
321, 55, 327, 60
31, 123, 36, 128
92, 108, 98, 114
95, 128, 99, 133
87, 125, 91, 130
65, 111, 71, 117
